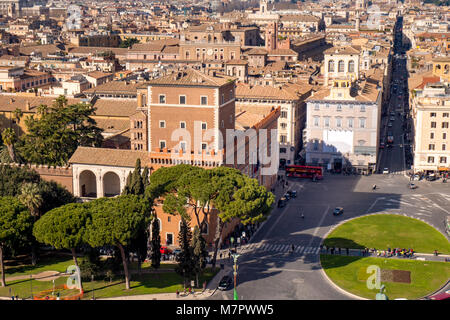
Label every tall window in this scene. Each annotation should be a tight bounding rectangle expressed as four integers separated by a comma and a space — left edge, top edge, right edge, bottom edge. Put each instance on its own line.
444, 133, 447, 139
159, 140, 166, 149
281, 111, 288, 118
442, 122, 449, 129
180, 121, 186, 129
443, 144, 446, 151
314, 104, 320, 110
280, 135, 287, 143
359, 118, 366, 128
159, 120, 165, 128
324, 117, 330, 127
337, 104, 342, 112
313, 117, 319, 127
348, 60, 355, 73
427, 156, 434, 163
159, 95, 166, 104
338, 60, 345, 72
431, 121, 436, 128
429, 144, 435, 150
348, 117, 353, 128
179, 95, 186, 104
336, 117, 342, 127
430, 132, 434, 139
201, 96, 208, 105
440, 156, 447, 163
328, 60, 335, 72
430, 112, 436, 117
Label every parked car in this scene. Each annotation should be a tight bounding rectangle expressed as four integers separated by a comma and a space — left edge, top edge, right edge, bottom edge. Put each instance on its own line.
426, 174, 437, 181
333, 207, 344, 216
389, 116, 396, 121
383, 168, 389, 174
388, 122, 393, 127
277, 197, 287, 208
173, 248, 182, 257
287, 190, 297, 198
160, 246, 172, 254
408, 183, 417, 189
218, 276, 232, 291
283, 193, 290, 200
379, 142, 385, 149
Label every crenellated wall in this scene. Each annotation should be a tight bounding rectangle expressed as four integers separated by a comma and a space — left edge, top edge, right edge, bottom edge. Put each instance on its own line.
9, 163, 73, 193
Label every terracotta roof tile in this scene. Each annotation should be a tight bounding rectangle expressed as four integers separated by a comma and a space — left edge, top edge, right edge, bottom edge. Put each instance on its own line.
69, 147, 149, 167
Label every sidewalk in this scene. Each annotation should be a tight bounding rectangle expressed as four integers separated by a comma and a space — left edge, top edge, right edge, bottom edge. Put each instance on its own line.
320, 246, 450, 262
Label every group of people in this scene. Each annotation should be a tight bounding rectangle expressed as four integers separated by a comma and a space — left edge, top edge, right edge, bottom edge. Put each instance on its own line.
362, 247, 414, 258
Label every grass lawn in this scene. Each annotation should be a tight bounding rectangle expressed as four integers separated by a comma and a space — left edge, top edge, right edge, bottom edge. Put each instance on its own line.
321, 255, 450, 300
0, 261, 219, 299
0, 277, 68, 299
4, 254, 74, 279
79, 267, 219, 300
323, 214, 450, 254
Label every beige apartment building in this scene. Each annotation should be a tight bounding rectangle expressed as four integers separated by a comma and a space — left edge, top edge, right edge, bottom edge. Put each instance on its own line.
411, 82, 450, 174
304, 78, 381, 173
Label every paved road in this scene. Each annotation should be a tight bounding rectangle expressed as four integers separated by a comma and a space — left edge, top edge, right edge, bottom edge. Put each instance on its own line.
207, 18, 449, 301
208, 173, 450, 300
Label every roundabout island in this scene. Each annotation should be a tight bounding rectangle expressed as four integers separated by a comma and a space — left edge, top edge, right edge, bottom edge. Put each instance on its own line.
320, 214, 450, 300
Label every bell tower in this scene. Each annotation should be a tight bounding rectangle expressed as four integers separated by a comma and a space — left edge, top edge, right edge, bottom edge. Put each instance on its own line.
260, 0, 268, 14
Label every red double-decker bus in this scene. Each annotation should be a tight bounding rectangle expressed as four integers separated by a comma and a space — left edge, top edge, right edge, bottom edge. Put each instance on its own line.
285, 165, 323, 180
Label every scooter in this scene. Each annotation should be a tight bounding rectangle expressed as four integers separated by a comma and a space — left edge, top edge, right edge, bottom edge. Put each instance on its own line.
372, 185, 377, 190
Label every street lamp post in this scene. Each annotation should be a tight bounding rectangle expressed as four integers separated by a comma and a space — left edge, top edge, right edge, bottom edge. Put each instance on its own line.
91, 274, 95, 300
231, 253, 241, 301
30, 274, 33, 300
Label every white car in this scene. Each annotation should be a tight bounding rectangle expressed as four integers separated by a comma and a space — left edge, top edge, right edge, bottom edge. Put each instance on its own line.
383, 168, 389, 174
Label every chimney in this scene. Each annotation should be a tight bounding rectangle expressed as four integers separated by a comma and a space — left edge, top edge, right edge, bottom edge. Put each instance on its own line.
26, 101, 30, 111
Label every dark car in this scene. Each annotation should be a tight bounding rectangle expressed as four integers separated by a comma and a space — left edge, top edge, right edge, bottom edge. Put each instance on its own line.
173, 248, 182, 257
218, 276, 232, 291
287, 190, 297, 198
426, 175, 437, 181
277, 197, 287, 208
283, 193, 290, 200
333, 207, 344, 216
380, 142, 385, 149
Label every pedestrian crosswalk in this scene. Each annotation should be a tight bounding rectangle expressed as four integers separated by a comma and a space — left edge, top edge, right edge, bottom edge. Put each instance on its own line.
225, 243, 323, 256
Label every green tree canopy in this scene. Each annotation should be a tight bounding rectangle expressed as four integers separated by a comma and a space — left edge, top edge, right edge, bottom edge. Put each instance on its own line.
17, 95, 103, 166
33, 203, 90, 268
119, 37, 140, 48
0, 165, 75, 214
84, 195, 150, 289
0, 197, 33, 287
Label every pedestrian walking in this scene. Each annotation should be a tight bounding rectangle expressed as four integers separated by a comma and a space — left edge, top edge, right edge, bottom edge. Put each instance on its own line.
291, 244, 295, 254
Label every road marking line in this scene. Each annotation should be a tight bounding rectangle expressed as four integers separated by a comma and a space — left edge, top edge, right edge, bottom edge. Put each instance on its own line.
306, 205, 330, 248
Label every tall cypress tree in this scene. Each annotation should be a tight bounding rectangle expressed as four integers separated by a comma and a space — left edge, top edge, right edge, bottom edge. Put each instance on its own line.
142, 166, 150, 189
123, 172, 132, 195
192, 225, 208, 288
150, 214, 161, 270
176, 218, 194, 289
130, 159, 144, 195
